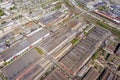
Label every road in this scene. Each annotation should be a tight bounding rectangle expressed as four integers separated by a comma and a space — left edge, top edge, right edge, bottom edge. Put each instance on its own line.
0, 1, 116, 80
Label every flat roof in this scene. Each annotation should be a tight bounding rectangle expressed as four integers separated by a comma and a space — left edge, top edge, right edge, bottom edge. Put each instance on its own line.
39, 21, 77, 54
1, 49, 42, 80
23, 21, 39, 28
100, 69, 120, 80
82, 67, 99, 80
1, 28, 50, 61
59, 26, 110, 76
38, 11, 63, 26
95, 10, 120, 23
45, 69, 69, 80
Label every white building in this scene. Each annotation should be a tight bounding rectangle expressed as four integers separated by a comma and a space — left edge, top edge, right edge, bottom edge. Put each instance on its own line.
0, 1, 14, 10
